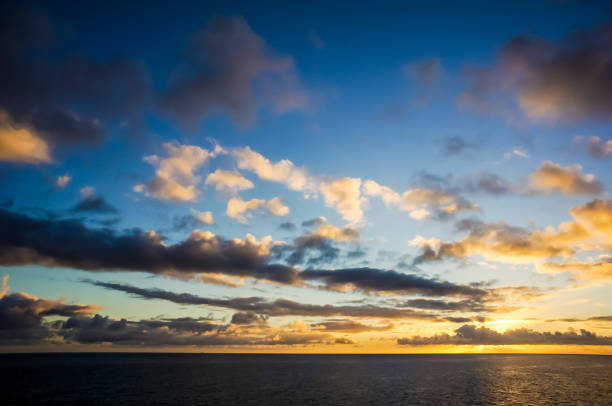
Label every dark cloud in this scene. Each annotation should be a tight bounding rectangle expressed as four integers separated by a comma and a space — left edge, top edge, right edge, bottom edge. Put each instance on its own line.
230, 312, 267, 325
586, 136, 612, 159
301, 217, 327, 228
403, 298, 487, 312
397, 324, 612, 346
0, 209, 493, 297
438, 136, 476, 156
300, 268, 487, 298
162, 16, 308, 127
279, 221, 296, 231
464, 172, 512, 196
311, 319, 393, 333
85, 280, 445, 320
71, 196, 118, 214
273, 235, 340, 266
0, 209, 298, 284
461, 22, 612, 122
0, 5, 150, 147
0, 276, 99, 345
575, 136, 612, 159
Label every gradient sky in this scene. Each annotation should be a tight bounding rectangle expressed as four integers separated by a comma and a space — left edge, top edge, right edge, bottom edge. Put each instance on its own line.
1, 0, 612, 353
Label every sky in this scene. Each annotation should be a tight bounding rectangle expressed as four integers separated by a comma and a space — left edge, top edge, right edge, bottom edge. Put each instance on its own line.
1, 0, 612, 353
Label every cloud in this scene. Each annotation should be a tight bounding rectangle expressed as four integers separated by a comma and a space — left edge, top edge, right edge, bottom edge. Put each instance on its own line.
464, 172, 512, 196
461, 22, 612, 122
0, 5, 150, 149
0, 208, 500, 297
55, 175, 71, 188
173, 209, 214, 230
191, 209, 214, 225
226, 197, 266, 223
537, 260, 612, 282
319, 177, 364, 222
0, 209, 298, 284
85, 280, 449, 320
135, 143, 217, 202
273, 221, 360, 266
0, 112, 52, 164
71, 196, 118, 214
231, 146, 478, 223
300, 267, 487, 297
232, 146, 313, 192
61, 313, 351, 347
548, 315, 612, 323
266, 197, 290, 217
226, 196, 289, 223
0, 275, 99, 344
310, 223, 360, 243
414, 199, 612, 270
162, 16, 309, 127
397, 324, 612, 346
364, 180, 478, 220
230, 312, 267, 325
205, 169, 254, 192
363, 181, 401, 207
311, 319, 393, 333
575, 136, 612, 159
527, 161, 602, 196
302, 217, 328, 228
437, 136, 476, 157
279, 221, 296, 231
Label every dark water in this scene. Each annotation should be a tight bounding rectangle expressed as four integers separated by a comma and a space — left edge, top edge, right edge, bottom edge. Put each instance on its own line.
1, 354, 611, 405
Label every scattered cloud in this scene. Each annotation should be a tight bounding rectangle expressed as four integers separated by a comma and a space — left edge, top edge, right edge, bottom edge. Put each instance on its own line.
162, 16, 309, 127
0, 112, 52, 164
205, 169, 254, 193
575, 136, 612, 159
71, 195, 118, 214
527, 161, 602, 196
135, 143, 218, 202
461, 22, 612, 122
226, 196, 289, 223
55, 175, 71, 188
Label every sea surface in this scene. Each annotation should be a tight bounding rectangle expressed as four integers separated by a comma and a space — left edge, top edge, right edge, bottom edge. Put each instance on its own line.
1, 353, 611, 405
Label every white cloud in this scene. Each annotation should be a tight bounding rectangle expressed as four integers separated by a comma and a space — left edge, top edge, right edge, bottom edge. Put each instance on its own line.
205, 169, 254, 192
319, 177, 364, 223
191, 209, 214, 225
226, 196, 289, 223
135, 143, 217, 202
80, 186, 95, 198
232, 146, 313, 192
267, 197, 290, 217
55, 175, 71, 188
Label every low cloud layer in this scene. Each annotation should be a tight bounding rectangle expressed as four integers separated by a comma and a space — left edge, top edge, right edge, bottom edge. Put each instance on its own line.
398, 324, 612, 346
0, 276, 99, 345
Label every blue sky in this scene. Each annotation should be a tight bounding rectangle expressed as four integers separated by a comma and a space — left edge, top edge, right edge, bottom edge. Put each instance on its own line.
0, 0, 611, 352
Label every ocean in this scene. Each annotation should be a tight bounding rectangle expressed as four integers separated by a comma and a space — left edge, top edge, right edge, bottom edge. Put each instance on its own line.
1, 354, 610, 405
